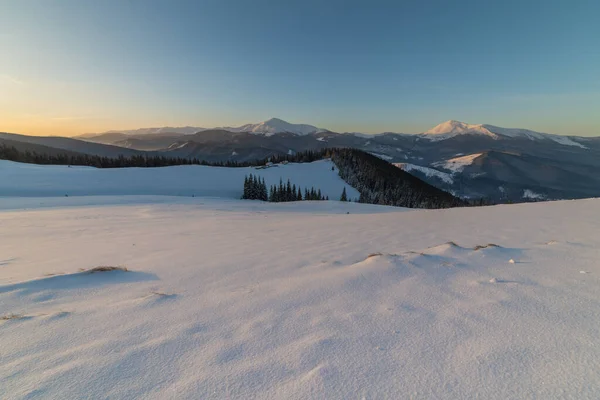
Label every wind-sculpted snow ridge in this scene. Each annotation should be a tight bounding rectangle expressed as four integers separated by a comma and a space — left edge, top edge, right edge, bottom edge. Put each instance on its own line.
1, 198, 600, 399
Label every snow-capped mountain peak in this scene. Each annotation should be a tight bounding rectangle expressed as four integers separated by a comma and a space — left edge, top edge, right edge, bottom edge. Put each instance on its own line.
223, 118, 324, 136
421, 120, 586, 148
423, 120, 498, 139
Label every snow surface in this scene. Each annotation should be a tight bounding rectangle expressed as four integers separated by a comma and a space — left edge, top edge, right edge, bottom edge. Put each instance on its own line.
0, 159, 358, 201
394, 163, 454, 184
2, 196, 600, 399
523, 189, 546, 200
433, 153, 483, 173
368, 152, 393, 161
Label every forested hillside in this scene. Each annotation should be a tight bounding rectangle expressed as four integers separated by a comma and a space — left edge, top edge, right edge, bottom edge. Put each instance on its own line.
332, 148, 466, 208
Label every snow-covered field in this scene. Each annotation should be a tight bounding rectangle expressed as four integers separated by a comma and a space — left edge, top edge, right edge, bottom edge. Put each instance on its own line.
0, 159, 358, 201
1, 191, 600, 399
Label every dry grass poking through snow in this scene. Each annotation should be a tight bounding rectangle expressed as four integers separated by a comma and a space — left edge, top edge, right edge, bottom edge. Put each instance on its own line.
1, 313, 27, 320
149, 291, 175, 298
473, 243, 500, 250
366, 252, 383, 259
85, 266, 128, 273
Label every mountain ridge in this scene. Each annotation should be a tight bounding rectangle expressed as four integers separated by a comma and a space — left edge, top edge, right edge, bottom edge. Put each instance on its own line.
5, 119, 600, 203
81, 118, 596, 143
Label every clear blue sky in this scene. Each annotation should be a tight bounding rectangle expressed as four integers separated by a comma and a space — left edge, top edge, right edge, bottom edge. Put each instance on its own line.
1, 0, 599, 136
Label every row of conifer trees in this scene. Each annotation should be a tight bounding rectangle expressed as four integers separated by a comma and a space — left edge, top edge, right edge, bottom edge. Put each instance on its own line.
242, 174, 341, 202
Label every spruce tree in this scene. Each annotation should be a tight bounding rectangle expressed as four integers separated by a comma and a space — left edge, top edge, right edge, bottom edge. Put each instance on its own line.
340, 187, 348, 202
249, 174, 257, 199
286, 180, 292, 202
243, 176, 249, 199
269, 185, 275, 202
278, 179, 284, 200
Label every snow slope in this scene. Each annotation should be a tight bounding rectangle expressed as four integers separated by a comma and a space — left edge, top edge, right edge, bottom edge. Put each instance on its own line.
1, 197, 600, 399
433, 153, 483, 173
0, 159, 358, 201
394, 163, 454, 184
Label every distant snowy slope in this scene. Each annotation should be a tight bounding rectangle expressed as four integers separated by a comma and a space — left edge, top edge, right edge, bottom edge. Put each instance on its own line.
82, 127, 205, 137
481, 124, 587, 148
0, 159, 358, 200
394, 163, 454, 184
433, 153, 484, 173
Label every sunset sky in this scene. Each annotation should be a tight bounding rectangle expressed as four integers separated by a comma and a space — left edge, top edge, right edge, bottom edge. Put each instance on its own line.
1, 0, 599, 136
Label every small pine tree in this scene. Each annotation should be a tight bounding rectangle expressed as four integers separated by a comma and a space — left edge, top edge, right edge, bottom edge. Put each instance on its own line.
286, 180, 292, 202
248, 174, 255, 199
269, 185, 275, 202
243, 175, 249, 199
260, 177, 268, 201
297, 187, 303, 201
340, 187, 348, 202
279, 179, 285, 200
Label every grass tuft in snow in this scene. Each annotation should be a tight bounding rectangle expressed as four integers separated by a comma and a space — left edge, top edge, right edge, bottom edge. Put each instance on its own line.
366, 252, 383, 259
1, 313, 27, 320
150, 291, 176, 298
473, 243, 500, 250
85, 266, 128, 273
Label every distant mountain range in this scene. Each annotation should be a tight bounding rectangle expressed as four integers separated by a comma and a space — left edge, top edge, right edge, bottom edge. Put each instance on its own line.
3, 118, 600, 202
81, 118, 325, 138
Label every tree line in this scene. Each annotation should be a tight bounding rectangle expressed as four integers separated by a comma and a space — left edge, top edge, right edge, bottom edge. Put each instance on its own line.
0, 145, 266, 168
0, 144, 334, 169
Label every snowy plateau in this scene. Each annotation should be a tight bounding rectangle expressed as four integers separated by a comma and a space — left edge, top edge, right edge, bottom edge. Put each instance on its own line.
1, 160, 600, 399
